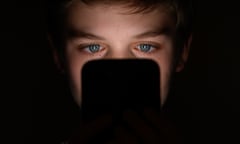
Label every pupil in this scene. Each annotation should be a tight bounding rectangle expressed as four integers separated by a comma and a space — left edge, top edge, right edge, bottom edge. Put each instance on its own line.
89, 45, 100, 52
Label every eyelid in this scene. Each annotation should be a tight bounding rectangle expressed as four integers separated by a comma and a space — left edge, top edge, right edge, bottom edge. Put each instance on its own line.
78, 43, 100, 48
134, 41, 160, 49
134, 41, 160, 47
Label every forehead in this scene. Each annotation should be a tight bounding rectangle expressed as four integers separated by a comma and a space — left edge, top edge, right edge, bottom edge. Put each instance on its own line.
66, 1, 175, 34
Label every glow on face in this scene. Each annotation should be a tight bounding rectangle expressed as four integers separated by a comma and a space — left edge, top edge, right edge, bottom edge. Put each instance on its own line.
65, 2, 177, 106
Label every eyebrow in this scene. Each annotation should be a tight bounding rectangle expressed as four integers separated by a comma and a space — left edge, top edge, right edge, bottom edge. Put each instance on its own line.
67, 26, 172, 40
134, 27, 172, 39
67, 29, 105, 40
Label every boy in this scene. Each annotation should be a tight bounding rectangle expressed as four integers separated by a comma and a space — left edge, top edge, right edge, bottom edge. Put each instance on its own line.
47, 0, 193, 143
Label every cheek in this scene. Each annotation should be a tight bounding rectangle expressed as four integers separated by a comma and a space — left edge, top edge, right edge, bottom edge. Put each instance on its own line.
151, 47, 174, 105
66, 48, 91, 105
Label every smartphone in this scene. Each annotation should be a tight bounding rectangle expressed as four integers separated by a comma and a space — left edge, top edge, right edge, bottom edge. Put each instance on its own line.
81, 59, 161, 122
80, 59, 161, 143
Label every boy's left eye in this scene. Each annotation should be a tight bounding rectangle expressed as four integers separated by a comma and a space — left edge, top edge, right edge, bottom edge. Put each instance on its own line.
136, 44, 155, 53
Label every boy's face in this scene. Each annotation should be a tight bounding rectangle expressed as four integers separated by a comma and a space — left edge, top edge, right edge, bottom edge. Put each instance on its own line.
62, 2, 188, 106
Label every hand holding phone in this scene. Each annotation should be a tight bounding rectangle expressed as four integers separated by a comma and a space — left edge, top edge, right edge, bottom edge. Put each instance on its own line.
67, 59, 182, 144
68, 108, 181, 144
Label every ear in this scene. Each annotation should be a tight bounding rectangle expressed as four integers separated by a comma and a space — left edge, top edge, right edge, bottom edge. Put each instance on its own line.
47, 34, 65, 73
176, 34, 192, 72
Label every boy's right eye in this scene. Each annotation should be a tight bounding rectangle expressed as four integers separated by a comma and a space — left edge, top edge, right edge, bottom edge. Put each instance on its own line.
86, 44, 101, 53
80, 44, 104, 54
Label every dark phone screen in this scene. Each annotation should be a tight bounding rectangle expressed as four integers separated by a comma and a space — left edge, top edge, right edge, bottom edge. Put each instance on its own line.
81, 59, 161, 122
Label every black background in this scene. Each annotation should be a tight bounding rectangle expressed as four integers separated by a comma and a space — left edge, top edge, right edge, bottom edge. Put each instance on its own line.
9, 0, 235, 143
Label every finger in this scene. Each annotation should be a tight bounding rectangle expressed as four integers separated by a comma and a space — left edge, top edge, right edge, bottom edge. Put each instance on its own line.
144, 108, 178, 131
143, 108, 163, 130
83, 114, 113, 136
68, 114, 113, 144
122, 110, 159, 144
114, 124, 138, 144
144, 108, 182, 143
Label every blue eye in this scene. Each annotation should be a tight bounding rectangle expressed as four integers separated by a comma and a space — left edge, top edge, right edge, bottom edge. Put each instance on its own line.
137, 44, 154, 52
85, 44, 101, 53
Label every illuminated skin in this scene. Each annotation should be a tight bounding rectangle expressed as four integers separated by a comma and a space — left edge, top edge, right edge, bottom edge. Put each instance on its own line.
57, 1, 190, 107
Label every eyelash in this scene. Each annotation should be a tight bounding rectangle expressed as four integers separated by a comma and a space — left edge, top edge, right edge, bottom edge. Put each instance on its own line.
78, 43, 105, 53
